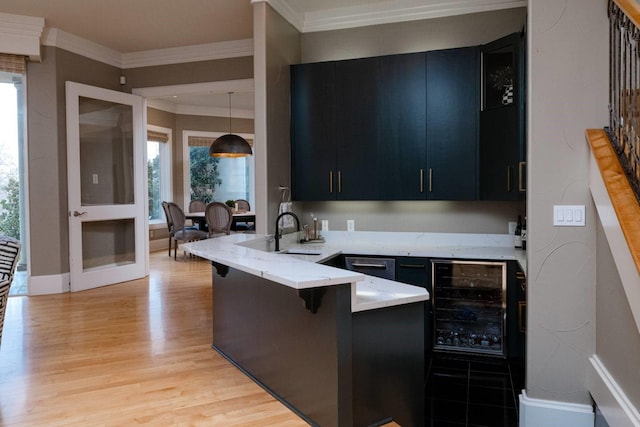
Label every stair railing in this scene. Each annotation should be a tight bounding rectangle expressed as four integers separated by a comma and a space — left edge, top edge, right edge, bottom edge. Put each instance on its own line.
608, 0, 640, 203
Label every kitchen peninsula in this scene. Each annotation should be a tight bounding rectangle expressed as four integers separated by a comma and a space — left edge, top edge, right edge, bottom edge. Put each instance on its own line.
182, 231, 525, 427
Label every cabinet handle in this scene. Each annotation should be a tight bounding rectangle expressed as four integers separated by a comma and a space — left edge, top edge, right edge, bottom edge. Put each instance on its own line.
420, 169, 424, 193
399, 264, 426, 269
518, 301, 527, 333
338, 171, 342, 193
518, 161, 526, 192
507, 166, 513, 192
352, 263, 387, 268
429, 168, 433, 192
329, 171, 333, 193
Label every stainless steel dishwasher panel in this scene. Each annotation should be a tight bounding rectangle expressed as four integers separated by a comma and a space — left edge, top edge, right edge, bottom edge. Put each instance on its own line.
345, 257, 396, 280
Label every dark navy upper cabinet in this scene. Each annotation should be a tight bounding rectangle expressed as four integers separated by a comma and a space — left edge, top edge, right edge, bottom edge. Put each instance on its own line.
291, 58, 379, 201
480, 32, 526, 201
291, 38, 522, 202
378, 52, 427, 200
426, 47, 480, 200
290, 62, 336, 201
335, 57, 380, 200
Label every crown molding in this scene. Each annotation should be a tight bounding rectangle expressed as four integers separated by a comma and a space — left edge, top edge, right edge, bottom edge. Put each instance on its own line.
136, 79, 255, 119
122, 38, 254, 69
253, 0, 304, 32
43, 28, 123, 67
265, 0, 526, 33
147, 99, 254, 119
133, 79, 254, 98
42, 28, 253, 69
0, 12, 45, 61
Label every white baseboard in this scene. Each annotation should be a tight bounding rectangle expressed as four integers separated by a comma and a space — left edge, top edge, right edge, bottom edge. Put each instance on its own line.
588, 355, 640, 427
520, 390, 594, 427
29, 272, 70, 295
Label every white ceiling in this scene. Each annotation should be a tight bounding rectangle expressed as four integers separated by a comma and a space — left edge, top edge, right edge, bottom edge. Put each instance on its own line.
0, 0, 525, 115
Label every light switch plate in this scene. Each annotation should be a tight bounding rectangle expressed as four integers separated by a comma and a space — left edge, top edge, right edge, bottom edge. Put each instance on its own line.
553, 205, 585, 226
347, 219, 355, 232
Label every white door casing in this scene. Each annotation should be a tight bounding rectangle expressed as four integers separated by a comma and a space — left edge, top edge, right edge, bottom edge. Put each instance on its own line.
66, 81, 148, 292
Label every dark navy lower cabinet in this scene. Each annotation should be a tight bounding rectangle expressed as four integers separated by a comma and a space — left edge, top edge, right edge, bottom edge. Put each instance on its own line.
210, 264, 425, 427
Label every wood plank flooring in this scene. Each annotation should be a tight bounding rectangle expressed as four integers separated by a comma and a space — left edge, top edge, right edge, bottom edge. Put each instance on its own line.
0, 251, 307, 426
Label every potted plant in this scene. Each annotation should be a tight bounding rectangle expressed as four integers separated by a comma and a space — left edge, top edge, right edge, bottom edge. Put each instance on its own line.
490, 65, 513, 105
225, 200, 236, 211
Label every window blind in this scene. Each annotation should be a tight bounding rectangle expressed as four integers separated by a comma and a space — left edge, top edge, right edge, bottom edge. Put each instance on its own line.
147, 130, 169, 143
0, 54, 26, 74
188, 135, 253, 147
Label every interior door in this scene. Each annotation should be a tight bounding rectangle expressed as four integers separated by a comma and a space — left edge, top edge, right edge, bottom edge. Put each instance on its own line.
66, 81, 147, 292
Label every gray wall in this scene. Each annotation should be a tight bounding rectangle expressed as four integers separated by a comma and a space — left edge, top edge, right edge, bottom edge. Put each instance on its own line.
596, 217, 640, 406
527, 0, 607, 405
254, 2, 301, 234
26, 46, 121, 276
302, 8, 527, 63
293, 9, 526, 234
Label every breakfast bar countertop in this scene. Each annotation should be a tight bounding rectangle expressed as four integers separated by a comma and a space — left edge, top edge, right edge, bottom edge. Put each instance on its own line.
182, 230, 526, 313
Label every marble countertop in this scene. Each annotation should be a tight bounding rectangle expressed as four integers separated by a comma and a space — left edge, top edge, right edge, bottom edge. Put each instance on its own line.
181, 231, 527, 313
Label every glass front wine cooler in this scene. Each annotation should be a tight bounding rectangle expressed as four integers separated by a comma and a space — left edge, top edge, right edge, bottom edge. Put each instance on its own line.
431, 260, 506, 356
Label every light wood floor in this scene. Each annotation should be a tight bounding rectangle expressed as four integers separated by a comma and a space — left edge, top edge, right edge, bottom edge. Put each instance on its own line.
0, 251, 308, 426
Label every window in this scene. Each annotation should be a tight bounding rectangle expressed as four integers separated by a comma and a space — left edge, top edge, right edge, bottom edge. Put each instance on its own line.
183, 131, 254, 208
147, 125, 171, 223
0, 54, 28, 294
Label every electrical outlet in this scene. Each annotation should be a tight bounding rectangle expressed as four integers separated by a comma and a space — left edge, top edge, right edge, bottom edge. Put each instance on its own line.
321, 220, 329, 231
508, 221, 517, 235
347, 219, 355, 232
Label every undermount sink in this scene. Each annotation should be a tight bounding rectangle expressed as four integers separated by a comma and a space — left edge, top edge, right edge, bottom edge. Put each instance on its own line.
237, 237, 322, 255
279, 248, 322, 256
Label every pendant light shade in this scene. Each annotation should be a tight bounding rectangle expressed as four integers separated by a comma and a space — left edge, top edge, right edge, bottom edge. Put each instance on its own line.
209, 133, 253, 158
209, 92, 253, 158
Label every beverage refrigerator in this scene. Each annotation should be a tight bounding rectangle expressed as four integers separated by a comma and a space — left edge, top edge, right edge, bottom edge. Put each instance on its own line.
431, 259, 507, 356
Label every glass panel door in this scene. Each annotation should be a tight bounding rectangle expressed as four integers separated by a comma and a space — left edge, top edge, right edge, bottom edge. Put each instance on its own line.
67, 82, 147, 291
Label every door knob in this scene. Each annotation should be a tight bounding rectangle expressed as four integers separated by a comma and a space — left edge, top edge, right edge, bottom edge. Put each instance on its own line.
72, 211, 87, 217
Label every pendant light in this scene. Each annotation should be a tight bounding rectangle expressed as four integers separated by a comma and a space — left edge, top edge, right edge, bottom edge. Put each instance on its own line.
209, 92, 253, 158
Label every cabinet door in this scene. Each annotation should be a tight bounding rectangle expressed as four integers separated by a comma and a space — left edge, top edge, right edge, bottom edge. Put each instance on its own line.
335, 57, 380, 200
396, 257, 432, 351
507, 261, 526, 360
480, 32, 526, 201
291, 62, 337, 201
378, 53, 427, 200
426, 47, 479, 200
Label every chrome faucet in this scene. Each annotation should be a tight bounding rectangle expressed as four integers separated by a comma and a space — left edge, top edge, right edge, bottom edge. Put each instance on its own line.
275, 212, 300, 252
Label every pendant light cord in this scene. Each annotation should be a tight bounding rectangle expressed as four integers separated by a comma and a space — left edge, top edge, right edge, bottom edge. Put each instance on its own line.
228, 92, 233, 134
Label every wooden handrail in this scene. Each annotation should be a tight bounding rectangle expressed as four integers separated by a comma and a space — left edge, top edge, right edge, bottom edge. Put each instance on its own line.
615, 0, 640, 28
587, 129, 640, 272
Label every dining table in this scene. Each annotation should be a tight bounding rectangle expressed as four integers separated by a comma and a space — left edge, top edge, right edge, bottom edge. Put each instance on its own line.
185, 211, 255, 232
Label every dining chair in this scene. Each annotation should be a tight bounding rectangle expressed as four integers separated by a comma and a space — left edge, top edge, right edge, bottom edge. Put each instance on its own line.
161, 201, 175, 256
167, 202, 208, 260
189, 200, 206, 212
234, 199, 253, 231
235, 199, 250, 211
205, 202, 233, 238
0, 235, 21, 347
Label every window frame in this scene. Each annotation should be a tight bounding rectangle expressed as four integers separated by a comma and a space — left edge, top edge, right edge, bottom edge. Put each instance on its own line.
147, 124, 172, 226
